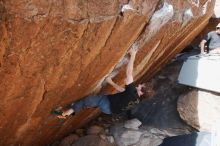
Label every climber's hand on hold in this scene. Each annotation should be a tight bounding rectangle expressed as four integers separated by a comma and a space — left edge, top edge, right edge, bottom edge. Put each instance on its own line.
57, 115, 67, 119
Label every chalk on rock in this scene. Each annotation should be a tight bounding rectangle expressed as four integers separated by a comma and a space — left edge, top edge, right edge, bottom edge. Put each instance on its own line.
121, 4, 135, 12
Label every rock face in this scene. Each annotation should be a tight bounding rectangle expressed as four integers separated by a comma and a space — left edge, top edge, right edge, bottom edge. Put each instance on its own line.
124, 118, 141, 130
177, 90, 220, 132
0, 0, 215, 146
71, 135, 115, 146
59, 134, 79, 146
110, 119, 165, 146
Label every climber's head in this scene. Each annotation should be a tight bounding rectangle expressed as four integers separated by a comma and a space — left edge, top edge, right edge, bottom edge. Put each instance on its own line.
216, 23, 220, 34
136, 83, 146, 97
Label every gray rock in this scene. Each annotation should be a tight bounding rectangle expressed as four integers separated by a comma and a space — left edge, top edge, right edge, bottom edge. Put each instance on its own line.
106, 136, 115, 144
120, 130, 143, 146
134, 131, 164, 146
111, 123, 166, 146
100, 134, 115, 144
124, 118, 142, 130
72, 135, 115, 146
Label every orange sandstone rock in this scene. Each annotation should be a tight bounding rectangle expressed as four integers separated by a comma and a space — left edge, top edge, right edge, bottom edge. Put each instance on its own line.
0, 0, 215, 145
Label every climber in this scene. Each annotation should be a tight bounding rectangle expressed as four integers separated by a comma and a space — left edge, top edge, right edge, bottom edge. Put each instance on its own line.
200, 23, 220, 54
54, 48, 146, 119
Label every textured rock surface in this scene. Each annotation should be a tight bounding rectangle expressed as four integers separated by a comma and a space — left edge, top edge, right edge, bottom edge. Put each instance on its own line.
124, 118, 142, 130
0, 0, 215, 145
177, 90, 220, 132
86, 125, 104, 135
110, 122, 165, 146
59, 134, 79, 146
71, 135, 115, 146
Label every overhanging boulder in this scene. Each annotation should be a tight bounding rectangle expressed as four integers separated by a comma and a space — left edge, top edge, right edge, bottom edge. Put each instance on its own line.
0, 0, 215, 145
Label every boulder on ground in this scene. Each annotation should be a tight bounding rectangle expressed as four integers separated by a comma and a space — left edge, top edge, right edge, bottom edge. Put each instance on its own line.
124, 118, 142, 130
59, 134, 79, 146
72, 135, 115, 146
177, 90, 220, 132
111, 123, 165, 146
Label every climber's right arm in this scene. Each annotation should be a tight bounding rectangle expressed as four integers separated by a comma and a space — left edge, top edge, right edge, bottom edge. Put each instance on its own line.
200, 39, 207, 54
106, 77, 125, 92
